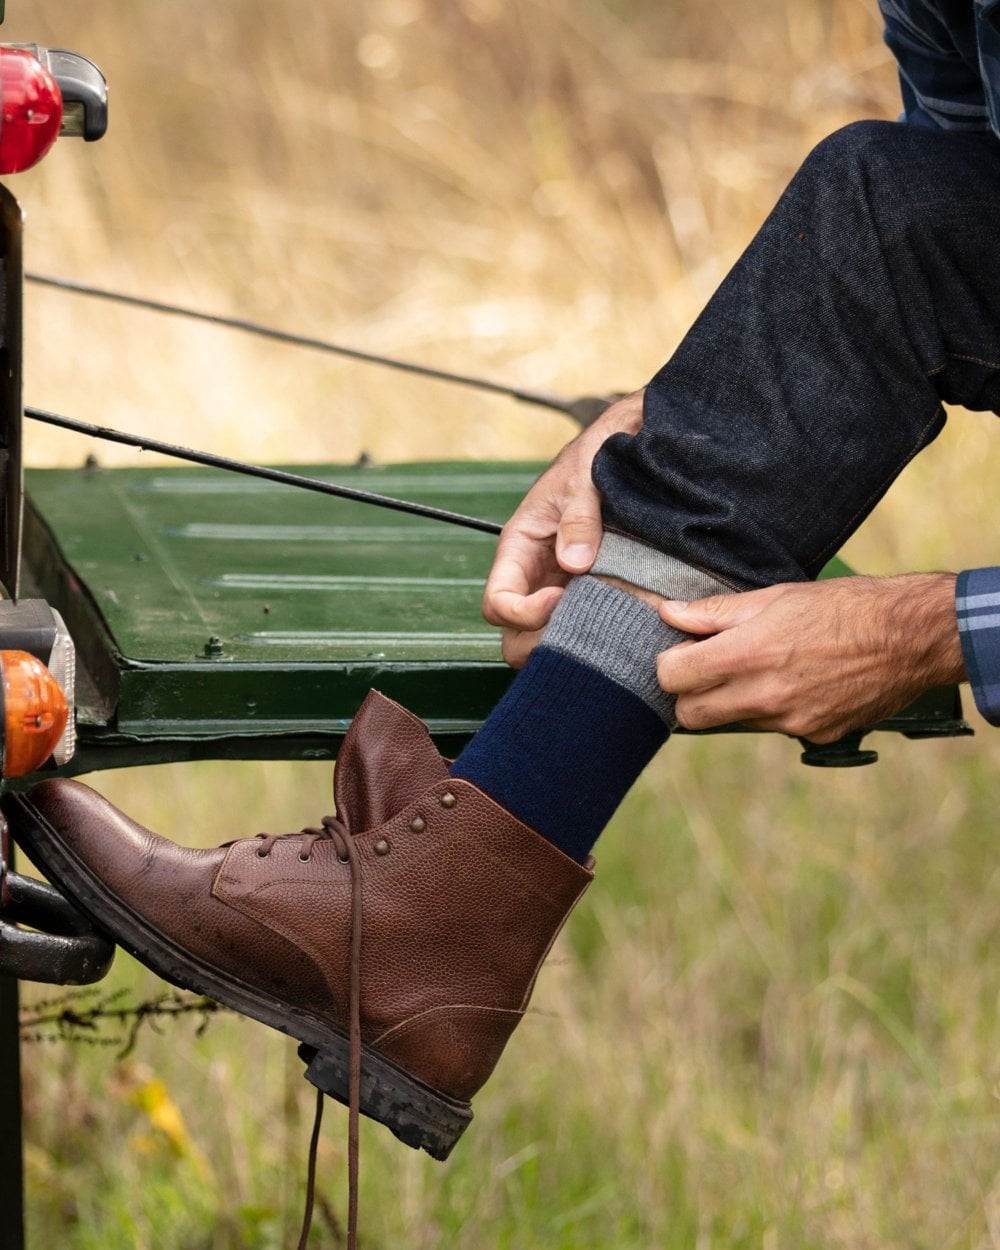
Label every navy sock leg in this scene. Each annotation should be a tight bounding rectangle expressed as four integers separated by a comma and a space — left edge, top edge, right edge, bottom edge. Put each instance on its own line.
451, 644, 668, 863
452, 544, 735, 862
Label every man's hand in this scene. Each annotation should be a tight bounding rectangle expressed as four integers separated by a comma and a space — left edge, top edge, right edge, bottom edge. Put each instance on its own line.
483, 390, 644, 667
657, 574, 965, 743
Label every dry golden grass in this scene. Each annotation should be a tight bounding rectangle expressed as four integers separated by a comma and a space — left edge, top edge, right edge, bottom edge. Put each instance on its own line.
5, 0, 901, 467
9, 0, 1000, 1246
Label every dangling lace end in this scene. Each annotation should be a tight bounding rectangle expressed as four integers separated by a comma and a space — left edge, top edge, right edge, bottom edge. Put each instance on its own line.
294, 816, 363, 1250
296, 1087, 325, 1250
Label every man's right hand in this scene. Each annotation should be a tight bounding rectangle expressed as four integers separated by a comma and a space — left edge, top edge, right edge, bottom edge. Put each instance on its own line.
482, 389, 644, 667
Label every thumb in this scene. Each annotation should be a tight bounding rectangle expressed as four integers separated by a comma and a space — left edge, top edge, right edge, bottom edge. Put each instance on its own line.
555, 493, 602, 575
659, 585, 783, 634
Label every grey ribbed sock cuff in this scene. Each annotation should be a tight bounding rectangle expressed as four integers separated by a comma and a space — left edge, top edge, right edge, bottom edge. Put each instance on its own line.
543, 575, 685, 725
591, 532, 736, 599
543, 539, 738, 726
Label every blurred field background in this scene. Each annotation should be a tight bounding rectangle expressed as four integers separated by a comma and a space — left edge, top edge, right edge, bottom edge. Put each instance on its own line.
7, 0, 1000, 1246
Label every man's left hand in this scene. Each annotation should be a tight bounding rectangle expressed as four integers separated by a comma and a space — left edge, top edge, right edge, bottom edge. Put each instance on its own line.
657, 573, 966, 744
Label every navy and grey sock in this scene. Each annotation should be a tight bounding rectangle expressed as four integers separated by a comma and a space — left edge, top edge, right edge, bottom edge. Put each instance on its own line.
451, 535, 732, 863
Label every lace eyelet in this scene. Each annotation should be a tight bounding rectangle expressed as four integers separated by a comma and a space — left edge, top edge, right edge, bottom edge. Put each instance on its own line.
299, 853, 311, 863
256, 849, 268, 859
337, 851, 349, 864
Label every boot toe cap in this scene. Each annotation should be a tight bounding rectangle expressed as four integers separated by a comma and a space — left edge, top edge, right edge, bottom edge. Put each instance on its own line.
6, 778, 223, 900
19, 778, 161, 867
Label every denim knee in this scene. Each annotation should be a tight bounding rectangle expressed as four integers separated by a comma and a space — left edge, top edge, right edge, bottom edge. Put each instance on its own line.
800, 119, 901, 176
788, 120, 930, 247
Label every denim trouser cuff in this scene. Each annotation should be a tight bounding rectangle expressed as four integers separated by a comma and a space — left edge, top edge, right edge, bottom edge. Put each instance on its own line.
590, 532, 736, 601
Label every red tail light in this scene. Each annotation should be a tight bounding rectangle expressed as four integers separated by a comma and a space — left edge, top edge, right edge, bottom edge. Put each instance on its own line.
0, 46, 62, 174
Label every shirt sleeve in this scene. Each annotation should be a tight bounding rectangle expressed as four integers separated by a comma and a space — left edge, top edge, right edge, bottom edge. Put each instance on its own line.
878, 0, 990, 131
956, 568, 1000, 726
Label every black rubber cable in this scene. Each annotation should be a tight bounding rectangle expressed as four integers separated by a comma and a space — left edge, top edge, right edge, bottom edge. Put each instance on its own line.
25, 271, 574, 415
25, 406, 505, 537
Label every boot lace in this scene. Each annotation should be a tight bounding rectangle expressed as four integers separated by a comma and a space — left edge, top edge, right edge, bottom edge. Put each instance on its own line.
252, 815, 363, 1250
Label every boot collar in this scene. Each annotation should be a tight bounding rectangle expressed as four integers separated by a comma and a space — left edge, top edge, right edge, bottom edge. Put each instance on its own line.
334, 690, 449, 833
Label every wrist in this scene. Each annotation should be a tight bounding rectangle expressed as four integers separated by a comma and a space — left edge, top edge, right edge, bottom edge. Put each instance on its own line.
896, 572, 964, 685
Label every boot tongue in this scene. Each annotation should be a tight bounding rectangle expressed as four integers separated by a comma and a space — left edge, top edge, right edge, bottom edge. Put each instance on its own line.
334, 690, 448, 833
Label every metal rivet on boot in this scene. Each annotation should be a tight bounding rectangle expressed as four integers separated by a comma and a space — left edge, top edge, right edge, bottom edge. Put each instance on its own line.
373, 838, 391, 856
440, 792, 457, 809
409, 815, 426, 833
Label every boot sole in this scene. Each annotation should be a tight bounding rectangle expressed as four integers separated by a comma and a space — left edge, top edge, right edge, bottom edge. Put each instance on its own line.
4, 792, 473, 1160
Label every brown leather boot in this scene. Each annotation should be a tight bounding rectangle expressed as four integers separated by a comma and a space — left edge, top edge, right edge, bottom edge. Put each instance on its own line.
3, 690, 593, 1161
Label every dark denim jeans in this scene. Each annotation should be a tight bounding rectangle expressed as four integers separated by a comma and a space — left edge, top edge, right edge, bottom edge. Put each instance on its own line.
593, 120, 1000, 590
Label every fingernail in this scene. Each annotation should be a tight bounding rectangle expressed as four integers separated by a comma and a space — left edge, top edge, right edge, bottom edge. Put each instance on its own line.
563, 543, 593, 566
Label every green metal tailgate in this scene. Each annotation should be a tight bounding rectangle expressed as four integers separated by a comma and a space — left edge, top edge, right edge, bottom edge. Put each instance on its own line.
27, 461, 519, 664
19, 459, 971, 775
22, 461, 532, 769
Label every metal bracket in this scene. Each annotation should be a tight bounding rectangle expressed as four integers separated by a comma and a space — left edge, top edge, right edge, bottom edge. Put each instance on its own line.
39, 48, 109, 142
799, 732, 879, 767
0, 186, 23, 601
0, 816, 114, 984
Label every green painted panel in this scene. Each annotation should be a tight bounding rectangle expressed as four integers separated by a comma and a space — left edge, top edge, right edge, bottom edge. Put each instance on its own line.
26, 462, 534, 665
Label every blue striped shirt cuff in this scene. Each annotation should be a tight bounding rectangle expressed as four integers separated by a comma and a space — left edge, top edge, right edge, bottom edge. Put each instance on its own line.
957, 568, 1000, 727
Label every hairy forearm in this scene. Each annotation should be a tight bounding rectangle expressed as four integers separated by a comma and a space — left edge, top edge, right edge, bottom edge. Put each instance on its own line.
657, 570, 967, 743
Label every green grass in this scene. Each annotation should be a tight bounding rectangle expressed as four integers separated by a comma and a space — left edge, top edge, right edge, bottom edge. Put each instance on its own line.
20, 726, 1000, 1249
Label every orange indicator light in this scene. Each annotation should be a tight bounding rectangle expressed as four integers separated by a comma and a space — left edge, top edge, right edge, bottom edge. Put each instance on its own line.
1, 649, 69, 777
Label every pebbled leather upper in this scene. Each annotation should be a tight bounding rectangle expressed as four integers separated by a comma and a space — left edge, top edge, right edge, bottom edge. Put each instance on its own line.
22, 689, 593, 1100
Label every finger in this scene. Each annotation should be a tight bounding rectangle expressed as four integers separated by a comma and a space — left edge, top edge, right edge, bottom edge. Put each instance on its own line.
744, 715, 846, 745
657, 634, 741, 694
674, 689, 740, 731
483, 527, 559, 627
674, 681, 772, 731
501, 626, 543, 669
555, 484, 603, 574
485, 584, 564, 632
659, 584, 786, 634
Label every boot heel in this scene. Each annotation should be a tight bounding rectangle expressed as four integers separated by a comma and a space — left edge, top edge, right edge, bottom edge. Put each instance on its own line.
298, 1041, 473, 1161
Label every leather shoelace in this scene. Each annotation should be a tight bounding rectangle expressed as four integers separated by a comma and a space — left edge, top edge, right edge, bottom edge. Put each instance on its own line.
254, 815, 363, 1250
